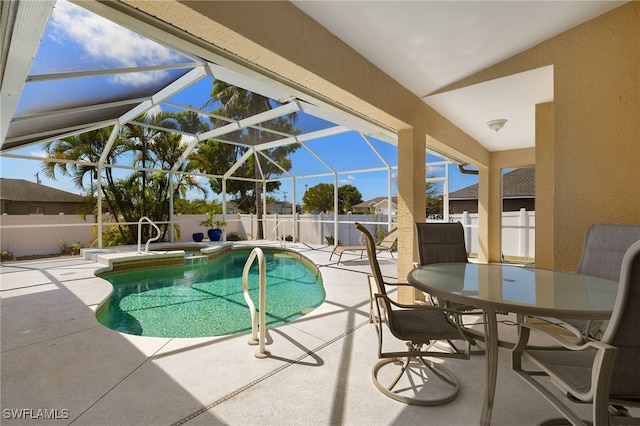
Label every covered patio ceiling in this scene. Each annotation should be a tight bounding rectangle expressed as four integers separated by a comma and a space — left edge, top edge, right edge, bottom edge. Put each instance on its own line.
0, 0, 399, 191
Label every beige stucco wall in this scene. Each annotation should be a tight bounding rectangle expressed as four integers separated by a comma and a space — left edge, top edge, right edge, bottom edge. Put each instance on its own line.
434, 2, 640, 270
535, 102, 555, 268
549, 2, 639, 270
120, 0, 639, 274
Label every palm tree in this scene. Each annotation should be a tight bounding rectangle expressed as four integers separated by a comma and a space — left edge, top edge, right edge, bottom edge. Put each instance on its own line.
42, 127, 120, 193
42, 112, 208, 245
198, 82, 300, 238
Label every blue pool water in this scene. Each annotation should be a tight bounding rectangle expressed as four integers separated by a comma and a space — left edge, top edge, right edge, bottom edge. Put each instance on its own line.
97, 248, 325, 338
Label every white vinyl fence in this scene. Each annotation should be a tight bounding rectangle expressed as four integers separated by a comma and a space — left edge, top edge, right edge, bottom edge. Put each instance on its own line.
0, 210, 534, 259
0, 214, 97, 258
451, 208, 535, 259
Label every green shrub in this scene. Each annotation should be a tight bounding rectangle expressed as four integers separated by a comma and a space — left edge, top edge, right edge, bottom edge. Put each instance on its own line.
1, 249, 15, 262
57, 239, 83, 256
227, 232, 241, 241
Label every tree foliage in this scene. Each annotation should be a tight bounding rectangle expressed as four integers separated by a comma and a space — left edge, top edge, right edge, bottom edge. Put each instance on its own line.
173, 199, 221, 215
338, 184, 363, 213
302, 183, 363, 213
303, 183, 335, 213
426, 177, 444, 220
192, 81, 300, 237
42, 112, 208, 244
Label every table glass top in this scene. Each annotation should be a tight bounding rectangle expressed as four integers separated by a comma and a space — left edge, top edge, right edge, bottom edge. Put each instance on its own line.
407, 263, 617, 317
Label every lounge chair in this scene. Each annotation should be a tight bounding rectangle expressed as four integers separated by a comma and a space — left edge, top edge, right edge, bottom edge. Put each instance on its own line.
330, 226, 397, 264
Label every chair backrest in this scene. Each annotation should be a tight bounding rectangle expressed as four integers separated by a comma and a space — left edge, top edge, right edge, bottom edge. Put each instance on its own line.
601, 240, 640, 400
378, 228, 398, 248
577, 223, 640, 282
355, 222, 387, 297
414, 222, 468, 266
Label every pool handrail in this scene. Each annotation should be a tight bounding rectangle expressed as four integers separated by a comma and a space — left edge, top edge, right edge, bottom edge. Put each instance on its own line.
273, 220, 286, 248
137, 216, 161, 254
242, 247, 270, 359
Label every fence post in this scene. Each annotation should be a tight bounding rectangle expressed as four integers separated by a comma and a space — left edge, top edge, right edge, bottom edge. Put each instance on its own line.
274, 213, 279, 240
462, 211, 472, 254
519, 208, 529, 258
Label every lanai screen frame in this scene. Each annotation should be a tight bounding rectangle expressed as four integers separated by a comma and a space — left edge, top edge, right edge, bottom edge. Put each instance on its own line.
1, 0, 463, 247
1, 0, 408, 246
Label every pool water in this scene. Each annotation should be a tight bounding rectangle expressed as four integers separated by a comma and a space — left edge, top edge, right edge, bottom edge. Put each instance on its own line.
97, 249, 325, 338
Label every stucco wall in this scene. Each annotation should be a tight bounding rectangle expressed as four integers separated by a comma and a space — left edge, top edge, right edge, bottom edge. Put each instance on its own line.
435, 2, 640, 270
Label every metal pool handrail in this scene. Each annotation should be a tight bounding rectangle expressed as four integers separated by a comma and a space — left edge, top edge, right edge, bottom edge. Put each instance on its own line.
137, 216, 161, 254
273, 220, 286, 247
242, 247, 270, 359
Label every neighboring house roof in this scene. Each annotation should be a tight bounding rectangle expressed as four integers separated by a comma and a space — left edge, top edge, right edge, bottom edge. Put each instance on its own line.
266, 201, 292, 209
0, 178, 85, 203
353, 196, 398, 210
449, 168, 534, 200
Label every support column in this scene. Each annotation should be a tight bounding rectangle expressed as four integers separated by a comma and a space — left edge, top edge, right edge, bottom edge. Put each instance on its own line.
477, 166, 490, 262
535, 102, 554, 269
396, 127, 425, 304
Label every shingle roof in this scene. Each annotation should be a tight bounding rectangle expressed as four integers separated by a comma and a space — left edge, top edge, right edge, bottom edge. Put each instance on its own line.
353, 196, 398, 209
449, 168, 534, 200
0, 178, 85, 203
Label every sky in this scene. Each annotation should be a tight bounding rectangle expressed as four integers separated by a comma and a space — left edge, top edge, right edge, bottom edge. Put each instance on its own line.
0, 0, 478, 204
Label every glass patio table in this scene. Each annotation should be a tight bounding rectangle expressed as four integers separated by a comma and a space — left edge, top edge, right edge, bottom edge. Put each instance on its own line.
407, 262, 617, 426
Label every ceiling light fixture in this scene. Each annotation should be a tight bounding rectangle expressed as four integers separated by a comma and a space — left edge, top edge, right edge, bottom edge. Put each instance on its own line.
487, 119, 507, 132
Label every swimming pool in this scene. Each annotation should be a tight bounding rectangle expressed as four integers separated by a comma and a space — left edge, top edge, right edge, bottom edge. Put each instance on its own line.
96, 248, 325, 338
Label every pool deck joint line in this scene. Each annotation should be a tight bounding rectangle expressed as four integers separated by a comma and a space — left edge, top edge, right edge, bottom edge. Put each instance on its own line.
170, 320, 369, 425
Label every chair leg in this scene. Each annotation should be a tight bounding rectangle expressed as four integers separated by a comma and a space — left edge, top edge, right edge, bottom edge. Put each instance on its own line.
372, 355, 460, 406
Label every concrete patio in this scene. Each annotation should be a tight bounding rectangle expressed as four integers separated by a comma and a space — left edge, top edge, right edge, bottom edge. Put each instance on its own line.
1, 242, 603, 425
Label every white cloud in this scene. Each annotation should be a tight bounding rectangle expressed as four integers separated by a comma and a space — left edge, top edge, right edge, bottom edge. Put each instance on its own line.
146, 105, 164, 118
50, 0, 184, 86
338, 175, 358, 185
29, 150, 47, 158
180, 134, 197, 147
426, 165, 446, 175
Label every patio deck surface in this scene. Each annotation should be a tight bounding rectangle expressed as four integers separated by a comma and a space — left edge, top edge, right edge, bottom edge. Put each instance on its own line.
0, 241, 607, 425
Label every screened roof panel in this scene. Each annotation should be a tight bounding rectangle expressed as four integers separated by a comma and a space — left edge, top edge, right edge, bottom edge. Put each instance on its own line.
165, 78, 215, 110
1, 0, 399, 191
229, 132, 292, 147
30, 0, 194, 76
287, 145, 338, 177
16, 68, 193, 118
303, 133, 391, 172
4, 104, 133, 149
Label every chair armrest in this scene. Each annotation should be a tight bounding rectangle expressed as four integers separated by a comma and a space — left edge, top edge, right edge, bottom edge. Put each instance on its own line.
381, 293, 461, 314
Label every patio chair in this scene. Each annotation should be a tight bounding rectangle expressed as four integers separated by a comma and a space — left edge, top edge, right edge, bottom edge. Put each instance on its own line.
512, 239, 640, 425
415, 222, 469, 266
414, 222, 485, 344
355, 222, 472, 406
330, 226, 397, 264
532, 223, 640, 343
